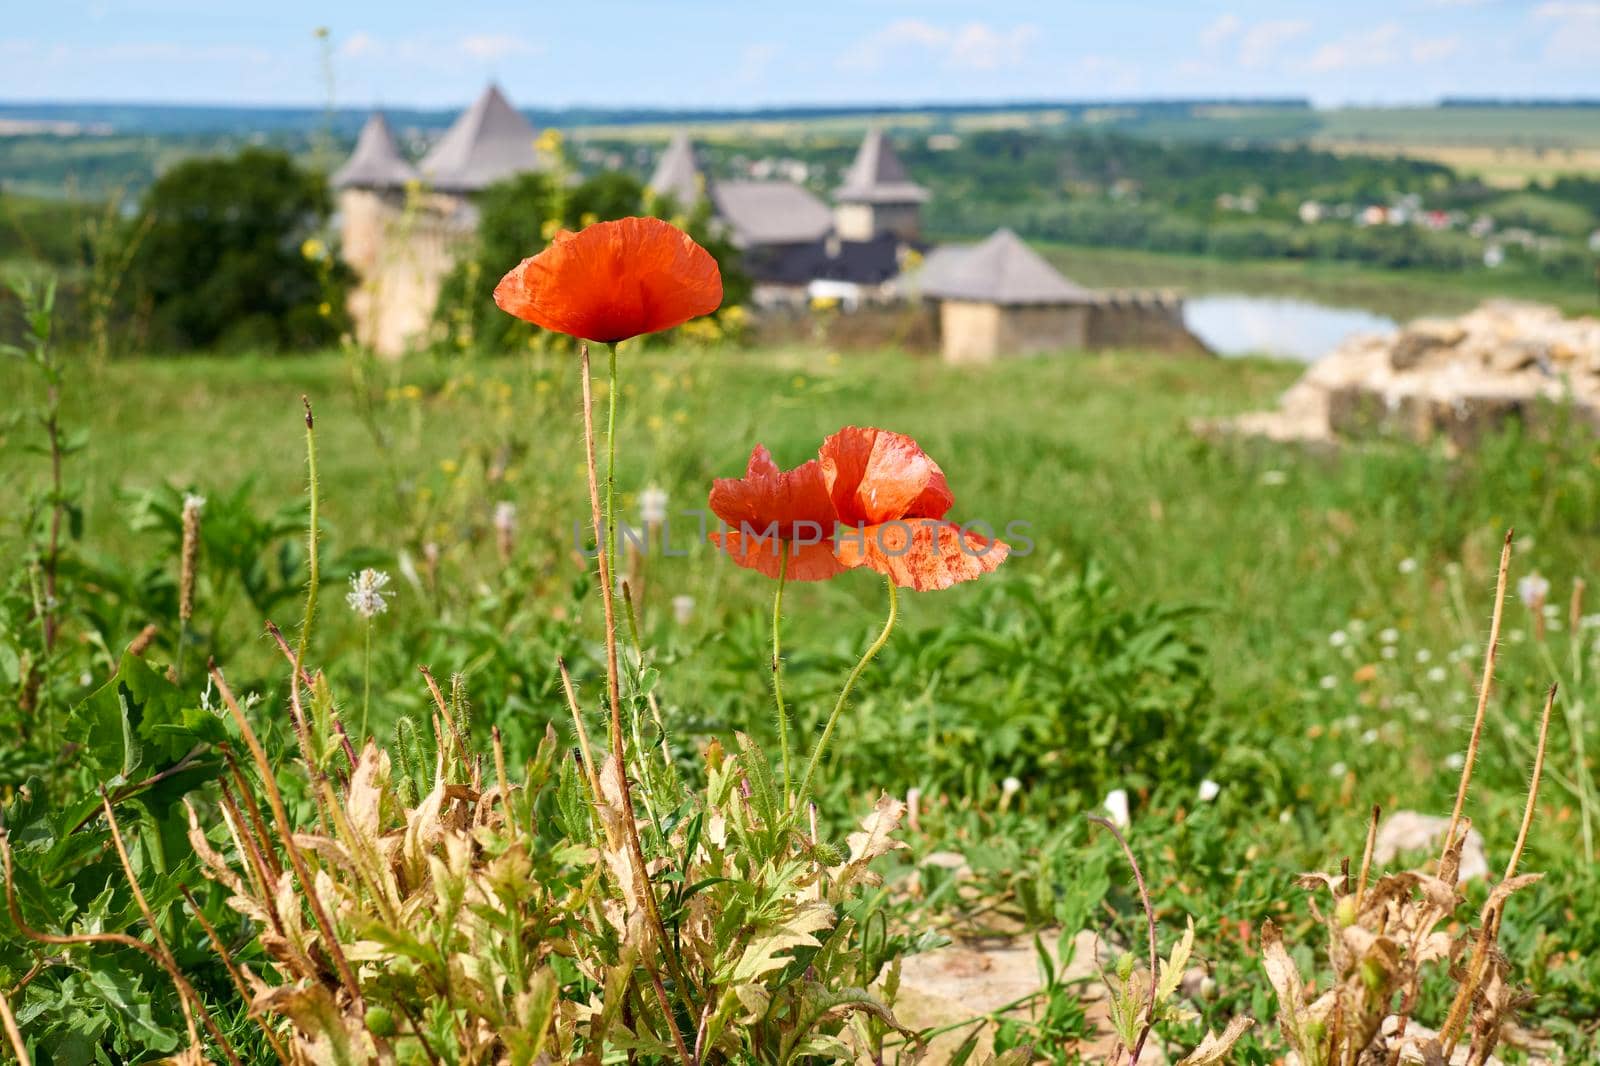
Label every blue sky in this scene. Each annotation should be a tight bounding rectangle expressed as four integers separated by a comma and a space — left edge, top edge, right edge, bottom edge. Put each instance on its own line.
1, 1, 1597, 109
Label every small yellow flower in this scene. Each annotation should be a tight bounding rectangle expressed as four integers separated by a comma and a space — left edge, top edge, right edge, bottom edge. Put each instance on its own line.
791, 375, 807, 389
535, 128, 564, 154
672, 410, 689, 425
647, 415, 664, 431
440, 459, 459, 475
301, 238, 326, 261
826, 352, 843, 367
810, 295, 839, 312
318, 301, 332, 317
541, 218, 562, 241
580, 212, 599, 229
401, 384, 423, 401
535, 380, 552, 395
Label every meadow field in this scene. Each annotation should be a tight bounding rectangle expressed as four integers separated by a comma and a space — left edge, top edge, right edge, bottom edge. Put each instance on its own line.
5, 336, 1599, 1061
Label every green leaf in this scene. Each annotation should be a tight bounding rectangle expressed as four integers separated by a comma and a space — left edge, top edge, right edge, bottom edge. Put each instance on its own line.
80, 962, 181, 1054
72, 652, 225, 781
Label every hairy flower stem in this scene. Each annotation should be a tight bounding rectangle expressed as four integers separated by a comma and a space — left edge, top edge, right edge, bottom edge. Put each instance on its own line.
800, 577, 898, 802
361, 620, 373, 740
296, 397, 319, 676
579, 342, 695, 1065
773, 550, 791, 796
1442, 528, 1512, 867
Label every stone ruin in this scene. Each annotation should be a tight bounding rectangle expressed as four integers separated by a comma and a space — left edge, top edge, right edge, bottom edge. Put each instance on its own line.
1213, 301, 1600, 449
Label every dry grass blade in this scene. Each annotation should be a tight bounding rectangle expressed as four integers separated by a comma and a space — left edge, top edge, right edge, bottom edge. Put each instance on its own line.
0, 985, 30, 1066
208, 661, 366, 1011
179, 884, 291, 1063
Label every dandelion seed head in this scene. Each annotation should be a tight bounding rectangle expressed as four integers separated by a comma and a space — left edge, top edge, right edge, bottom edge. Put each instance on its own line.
671, 594, 695, 625
346, 568, 393, 619
640, 484, 669, 525
1103, 788, 1130, 828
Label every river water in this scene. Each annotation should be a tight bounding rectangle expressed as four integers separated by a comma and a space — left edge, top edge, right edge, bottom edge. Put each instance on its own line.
1183, 294, 1398, 362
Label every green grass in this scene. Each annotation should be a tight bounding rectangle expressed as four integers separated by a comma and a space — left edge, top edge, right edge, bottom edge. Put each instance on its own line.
5, 342, 1600, 1058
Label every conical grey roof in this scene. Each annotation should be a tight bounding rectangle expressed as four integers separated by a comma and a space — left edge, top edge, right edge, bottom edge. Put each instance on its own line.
332, 112, 418, 189
918, 229, 1093, 305
420, 84, 547, 192
648, 131, 705, 208
836, 128, 928, 205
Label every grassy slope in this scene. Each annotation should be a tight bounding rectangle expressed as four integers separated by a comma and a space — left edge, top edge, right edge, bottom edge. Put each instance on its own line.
5, 344, 1598, 1053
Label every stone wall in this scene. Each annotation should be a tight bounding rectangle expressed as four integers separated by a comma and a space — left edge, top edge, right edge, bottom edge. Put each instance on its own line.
340, 189, 472, 357
1086, 292, 1209, 356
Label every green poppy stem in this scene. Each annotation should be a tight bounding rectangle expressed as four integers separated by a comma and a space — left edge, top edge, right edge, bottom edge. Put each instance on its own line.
799, 575, 898, 802
772, 550, 790, 797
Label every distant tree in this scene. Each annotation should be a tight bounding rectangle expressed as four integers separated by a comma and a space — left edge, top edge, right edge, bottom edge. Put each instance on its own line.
435, 170, 748, 352
121, 148, 347, 352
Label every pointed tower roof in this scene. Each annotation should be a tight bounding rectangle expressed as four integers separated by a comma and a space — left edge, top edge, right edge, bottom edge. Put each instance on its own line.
647, 131, 705, 208
420, 84, 547, 192
332, 112, 419, 189
919, 229, 1094, 305
836, 128, 929, 205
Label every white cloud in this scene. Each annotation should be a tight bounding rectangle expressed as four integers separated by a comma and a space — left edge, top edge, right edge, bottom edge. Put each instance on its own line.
733, 42, 779, 85
1410, 35, 1463, 63
1535, 1, 1600, 60
457, 34, 538, 62
1199, 13, 1242, 49
839, 19, 1039, 72
338, 31, 541, 65
1307, 22, 1402, 72
1237, 19, 1312, 67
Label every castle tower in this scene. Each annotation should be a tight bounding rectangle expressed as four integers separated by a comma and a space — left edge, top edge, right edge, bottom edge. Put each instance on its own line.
419, 83, 551, 193
332, 112, 418, 277
647, 131, 705, 211
833, 128, 928, 242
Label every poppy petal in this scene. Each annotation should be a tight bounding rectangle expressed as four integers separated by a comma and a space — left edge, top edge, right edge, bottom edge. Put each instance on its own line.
708, 531, 848, 582
819, 426, 953, 525
493, 216, 722, 342
708, 446, 837, 538
834, 520, 1009, 592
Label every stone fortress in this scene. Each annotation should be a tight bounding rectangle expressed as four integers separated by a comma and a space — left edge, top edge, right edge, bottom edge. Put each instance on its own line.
333, 84, 1204, 360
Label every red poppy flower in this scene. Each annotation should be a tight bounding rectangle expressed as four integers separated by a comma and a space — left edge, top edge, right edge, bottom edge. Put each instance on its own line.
707, 445, 847, 582
818, 426, 1007, 591
493, 216, 723, 343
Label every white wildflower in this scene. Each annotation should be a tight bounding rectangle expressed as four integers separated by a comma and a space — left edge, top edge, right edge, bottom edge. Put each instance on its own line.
1103, 788, 1131, 828
346, 568, 393, 619
1381, 645, 1397, 660
1518, 573, 1550, 610
493, 501, 517, 533
1362, 728, 1379, 744
1260, 469, 1288, 486
1445, 752, 1466, 771
1379, 627, 1399, 645
1319, 674, 1338, 690
1427, 666, 1447, 683
1279, 808, 1293, 824
671, 594, 695, 625
1330, 761, 1348, 778
1398, 557, 1417, 574
1198, 779, 1221, 803
1415, 648, 1432, 663
1329, 630, 1349, 648
1001, 776, 1022, 798
640, 484, 669, 526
